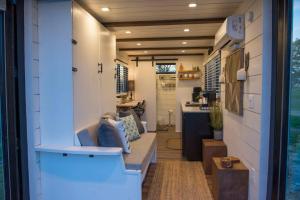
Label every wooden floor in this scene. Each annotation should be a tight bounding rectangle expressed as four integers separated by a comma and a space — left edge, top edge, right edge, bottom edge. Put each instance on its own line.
142, 127, 213, 200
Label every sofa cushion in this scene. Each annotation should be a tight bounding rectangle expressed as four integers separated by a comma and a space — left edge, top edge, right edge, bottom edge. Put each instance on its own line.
108, 119, 131, 153
123, 132, 156, 173
77, 123, 100, 146
119, 109, 145, 134
98, 119, 123, 148
120, 115, 140, 141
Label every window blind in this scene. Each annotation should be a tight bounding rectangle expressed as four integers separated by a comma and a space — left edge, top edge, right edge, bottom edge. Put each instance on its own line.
116, 64, 128, 94
205, 54, 221, 95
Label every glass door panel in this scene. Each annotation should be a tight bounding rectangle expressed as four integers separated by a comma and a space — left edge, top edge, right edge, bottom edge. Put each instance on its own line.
0, 11, 5, 199
0, 101, 4, 199
286, 0, 300, 199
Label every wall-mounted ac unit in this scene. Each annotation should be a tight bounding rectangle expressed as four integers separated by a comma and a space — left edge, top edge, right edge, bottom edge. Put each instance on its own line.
214, 16, 245, 50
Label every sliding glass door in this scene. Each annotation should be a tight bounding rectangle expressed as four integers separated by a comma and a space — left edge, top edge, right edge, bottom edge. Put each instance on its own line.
0, 102, 4, 199
0, 10, 6, 200
286, 0, 300, 199
0, 1, 29, 199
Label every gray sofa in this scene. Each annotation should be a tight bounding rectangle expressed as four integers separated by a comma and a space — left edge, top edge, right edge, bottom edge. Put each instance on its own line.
76, 120, 157, 181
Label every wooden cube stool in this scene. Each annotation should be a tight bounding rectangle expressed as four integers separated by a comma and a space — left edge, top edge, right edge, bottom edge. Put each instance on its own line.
202, 139, 227, 174
212, 157, 249, 200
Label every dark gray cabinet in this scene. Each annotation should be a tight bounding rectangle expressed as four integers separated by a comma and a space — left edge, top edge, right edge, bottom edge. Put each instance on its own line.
182, 111, 213, 161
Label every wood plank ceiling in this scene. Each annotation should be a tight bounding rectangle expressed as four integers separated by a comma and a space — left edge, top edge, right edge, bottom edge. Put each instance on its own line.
76, 0, 245, 57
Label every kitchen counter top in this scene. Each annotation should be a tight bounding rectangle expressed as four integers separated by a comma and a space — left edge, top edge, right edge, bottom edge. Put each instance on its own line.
181, 102, 210, 113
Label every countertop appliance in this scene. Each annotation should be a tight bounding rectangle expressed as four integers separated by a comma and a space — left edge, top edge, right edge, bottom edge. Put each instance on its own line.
192, 87, 202, 102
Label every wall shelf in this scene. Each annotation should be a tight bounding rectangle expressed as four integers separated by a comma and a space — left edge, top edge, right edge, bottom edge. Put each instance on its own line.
178, 77, 200, 81
178, 70, 201, 80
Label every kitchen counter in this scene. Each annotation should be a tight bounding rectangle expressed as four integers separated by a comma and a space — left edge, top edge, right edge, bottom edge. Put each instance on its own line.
181, 102, 210, 113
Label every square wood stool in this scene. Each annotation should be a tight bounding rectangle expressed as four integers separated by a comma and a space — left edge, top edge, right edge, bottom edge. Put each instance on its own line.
202, 139, 227, 174
212, 157, 249, 200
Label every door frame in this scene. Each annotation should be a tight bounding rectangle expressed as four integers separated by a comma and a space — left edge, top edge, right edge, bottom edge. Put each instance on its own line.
267, 0, 293, 199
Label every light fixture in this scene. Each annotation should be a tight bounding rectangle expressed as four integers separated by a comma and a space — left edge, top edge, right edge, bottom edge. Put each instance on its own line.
181, 50, 185, 53
184, 28, 190, 32
101, 7, 110, 12
188, 3, 197, 8
144, 51, 148, 53
125, 30, 131, 34
137, 43, 142, 46
182, 41, 187, 45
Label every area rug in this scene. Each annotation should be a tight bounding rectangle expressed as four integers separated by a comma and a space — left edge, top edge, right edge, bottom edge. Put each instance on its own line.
145, 160, 213, 200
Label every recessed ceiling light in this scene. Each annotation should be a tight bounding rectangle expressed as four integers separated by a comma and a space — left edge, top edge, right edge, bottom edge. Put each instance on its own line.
144, 51, 148, 53
184, 28, 190, 32
125, 30, 131, 34
137, 43, 142, 46
182, 41, 187, 45
182, 50, 185, 53
188, 3, 197, 8
101, 7, 110, 12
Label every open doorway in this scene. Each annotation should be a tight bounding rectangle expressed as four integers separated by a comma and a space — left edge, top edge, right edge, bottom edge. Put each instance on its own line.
156, 63, 177, 131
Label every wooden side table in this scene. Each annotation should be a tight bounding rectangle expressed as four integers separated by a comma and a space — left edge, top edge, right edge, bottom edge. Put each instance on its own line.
212, 157, 249, 200
202, 139, 227, 174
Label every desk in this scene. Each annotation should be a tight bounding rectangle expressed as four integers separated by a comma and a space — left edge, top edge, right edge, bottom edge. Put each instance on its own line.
116, 100, 142, 111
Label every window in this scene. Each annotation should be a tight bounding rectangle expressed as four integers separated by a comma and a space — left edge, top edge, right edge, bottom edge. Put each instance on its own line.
116, 63, 128, 94
205, 54, 221, 95
156, 63, 176, 74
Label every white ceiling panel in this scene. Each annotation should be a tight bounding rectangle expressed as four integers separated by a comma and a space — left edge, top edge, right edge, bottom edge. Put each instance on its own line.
77, 0, 245, 56
117, 40, 214, 48
113, 24, 220, 38
125, 49, 208, 56
77, 0, 245, 22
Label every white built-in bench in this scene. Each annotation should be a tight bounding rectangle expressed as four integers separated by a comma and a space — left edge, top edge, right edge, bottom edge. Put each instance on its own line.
35, 121, 157, 200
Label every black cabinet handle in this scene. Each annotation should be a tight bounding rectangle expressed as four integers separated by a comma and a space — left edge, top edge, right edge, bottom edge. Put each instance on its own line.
98, 63, 103, 74
72, 67, 78, 72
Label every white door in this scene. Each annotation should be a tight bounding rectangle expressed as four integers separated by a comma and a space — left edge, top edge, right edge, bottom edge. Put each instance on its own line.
72, 2, 101, 131
99, 24, 117, 114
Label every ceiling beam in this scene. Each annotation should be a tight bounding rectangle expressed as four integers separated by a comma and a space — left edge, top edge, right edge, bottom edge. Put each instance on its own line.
117, 36, 214, 42
119, 46, 212, 51
128, 53, 204, 57
131, 58, 178, 61
103, 18, 225, 27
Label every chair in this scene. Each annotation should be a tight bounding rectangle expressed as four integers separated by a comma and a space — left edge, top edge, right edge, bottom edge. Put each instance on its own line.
133, 100, 145, 119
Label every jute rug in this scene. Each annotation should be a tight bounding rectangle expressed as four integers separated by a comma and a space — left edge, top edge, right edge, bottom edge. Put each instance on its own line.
145, 160, 213, 200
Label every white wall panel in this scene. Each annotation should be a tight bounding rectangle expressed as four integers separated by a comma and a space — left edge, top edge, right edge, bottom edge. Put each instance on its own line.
134, 62, 157, 131
39, 1, 74, 146
73, 2, 102, 132
99, 24, 117, 114
221, 0, 272, 199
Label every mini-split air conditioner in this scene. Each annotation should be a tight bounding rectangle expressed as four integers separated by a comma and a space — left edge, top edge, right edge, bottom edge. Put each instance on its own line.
214, 16, 245, 50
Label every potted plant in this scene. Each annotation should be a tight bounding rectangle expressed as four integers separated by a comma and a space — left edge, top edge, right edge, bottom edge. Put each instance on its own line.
210, 102, 223, 140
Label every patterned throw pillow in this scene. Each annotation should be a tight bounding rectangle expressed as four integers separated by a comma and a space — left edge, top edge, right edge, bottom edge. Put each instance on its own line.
108, 119, 131, 153
120, 115, 140, 141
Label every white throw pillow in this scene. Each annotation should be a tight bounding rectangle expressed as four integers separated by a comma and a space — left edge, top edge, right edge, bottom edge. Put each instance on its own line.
108, 119, 131, 153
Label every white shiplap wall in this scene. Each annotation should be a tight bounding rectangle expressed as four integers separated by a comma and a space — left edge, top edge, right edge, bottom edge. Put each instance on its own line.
24, 0, 41, 199
221, 0, 266, 199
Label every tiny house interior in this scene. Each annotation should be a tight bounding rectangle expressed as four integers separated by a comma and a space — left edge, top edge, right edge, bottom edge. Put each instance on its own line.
23, 0, 273, 199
